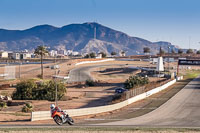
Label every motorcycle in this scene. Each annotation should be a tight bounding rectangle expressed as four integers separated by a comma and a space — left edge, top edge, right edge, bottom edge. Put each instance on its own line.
51, 109, 74, 125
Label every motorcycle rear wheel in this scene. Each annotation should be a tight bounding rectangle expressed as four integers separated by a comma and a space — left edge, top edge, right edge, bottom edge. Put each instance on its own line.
67, 117, 74, 125
54, 116, 63, 125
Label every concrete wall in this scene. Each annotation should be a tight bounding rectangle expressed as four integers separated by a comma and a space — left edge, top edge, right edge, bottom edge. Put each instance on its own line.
31, 76, 183, 121
75, 59, 115, 66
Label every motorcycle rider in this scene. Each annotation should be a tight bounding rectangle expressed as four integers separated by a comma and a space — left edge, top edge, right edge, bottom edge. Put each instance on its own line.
50, 104, 67, 121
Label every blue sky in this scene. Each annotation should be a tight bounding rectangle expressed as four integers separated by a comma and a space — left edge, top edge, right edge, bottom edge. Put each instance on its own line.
0, 0, 200, 49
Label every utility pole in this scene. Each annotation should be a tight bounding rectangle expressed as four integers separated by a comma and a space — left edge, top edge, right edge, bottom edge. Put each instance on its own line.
55, 69, 58, 107
18, 59, 21, 79
54, 54, 58, 107
168, 46, 170, 75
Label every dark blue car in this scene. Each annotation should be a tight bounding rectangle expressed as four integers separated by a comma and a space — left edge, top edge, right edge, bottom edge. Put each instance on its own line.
115, 87, 127, 93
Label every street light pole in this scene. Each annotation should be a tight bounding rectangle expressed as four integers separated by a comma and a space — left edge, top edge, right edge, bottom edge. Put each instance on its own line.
55, 69, 58, 107
54, 54, 58, 107
168, 46, 170, 75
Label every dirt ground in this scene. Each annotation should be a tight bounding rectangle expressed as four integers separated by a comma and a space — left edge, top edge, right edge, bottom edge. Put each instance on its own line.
0, 130, 199, 133
0, 59, 198, 124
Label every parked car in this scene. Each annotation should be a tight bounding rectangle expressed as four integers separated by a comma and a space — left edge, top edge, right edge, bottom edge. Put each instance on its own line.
115, 87, 127, 93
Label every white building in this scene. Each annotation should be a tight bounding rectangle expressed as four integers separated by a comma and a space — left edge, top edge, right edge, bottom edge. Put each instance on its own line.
66, 50, 73, 55
12, 52, 32, 59
71, 51, 79, 56
49, 50, 58, 57
156, 57, 164, 72
0, 51, 8, 58
96, 53, 102, 59
58, 49, 66, 55
119, 51, 126, 57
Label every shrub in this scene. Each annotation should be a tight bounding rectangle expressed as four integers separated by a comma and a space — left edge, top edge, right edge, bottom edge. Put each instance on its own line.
99, 52, 107, 58
124, 76, 149, 90
22, 102, 33, 112
45, 80, 66, 101
12, 80, 36, 100
89, 52, 96, 58
85, 80, 95, 86
0, 101, 7, 110
84, 54, 90, 58
12, 80, 66, 101
111, 51, 117, 56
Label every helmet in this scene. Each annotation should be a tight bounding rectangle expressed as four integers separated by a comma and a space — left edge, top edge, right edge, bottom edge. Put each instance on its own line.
50, 104, 55, 110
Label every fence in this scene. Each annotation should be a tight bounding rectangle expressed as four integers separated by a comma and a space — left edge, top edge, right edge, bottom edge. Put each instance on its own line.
124, 78, 173, 100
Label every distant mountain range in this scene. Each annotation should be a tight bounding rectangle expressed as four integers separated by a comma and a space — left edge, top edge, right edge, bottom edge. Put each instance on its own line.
0, 22, 179, 55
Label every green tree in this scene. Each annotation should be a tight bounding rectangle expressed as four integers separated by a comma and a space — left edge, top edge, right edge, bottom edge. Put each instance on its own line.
111, 51, 117, 56
84, 54, 90, 58
12, 80, 66, 101
12, 80, 37, 100
197, 50, 200, 54
124, 76, 149, 90
89, 52, 96, 58
34, 45, 49, 79
45, 80, 66, 101
186, 49, 194, 54
99, 52, 107, 58
143, 47, 150, 54
178, 49, 183, 54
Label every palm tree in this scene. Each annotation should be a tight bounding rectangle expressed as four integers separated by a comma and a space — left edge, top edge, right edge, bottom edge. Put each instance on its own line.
34, 45, 48, 79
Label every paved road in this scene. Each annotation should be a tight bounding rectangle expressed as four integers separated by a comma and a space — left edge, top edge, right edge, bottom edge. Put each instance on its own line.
67, 66, 94, 83
98, 77, 200, 127
67, 64, 126, 83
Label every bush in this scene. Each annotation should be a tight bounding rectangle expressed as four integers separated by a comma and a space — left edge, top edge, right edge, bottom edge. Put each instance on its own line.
84, 54, 90, 58
12, 80, 66, 101
22, 102, 33, 112
124, 76, 149, 90
0, 101, 7, 110
45, 80, 66, 101
85, 80, 95, 86
12, 80, 36, 100
89, 52, 96, 58
99, 52, 107, 58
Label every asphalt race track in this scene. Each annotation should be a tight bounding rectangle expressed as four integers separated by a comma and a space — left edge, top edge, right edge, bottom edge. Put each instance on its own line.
67, 64, 126, 83
97, 77, 200, 127
67, 65, 95, 83
2, 64, 200, 128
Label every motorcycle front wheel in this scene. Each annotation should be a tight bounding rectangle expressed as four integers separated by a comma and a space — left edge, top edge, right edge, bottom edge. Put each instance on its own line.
67, 117, 74, 125
54, 116, 63, 125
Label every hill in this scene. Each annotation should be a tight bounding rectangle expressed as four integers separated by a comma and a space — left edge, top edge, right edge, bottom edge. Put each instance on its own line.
0, 22, 178, 55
